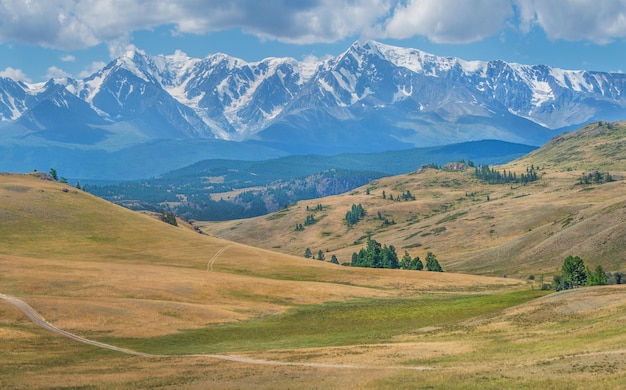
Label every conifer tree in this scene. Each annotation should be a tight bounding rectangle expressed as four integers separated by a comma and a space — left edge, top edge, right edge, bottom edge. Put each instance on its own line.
425, 252, 443, 272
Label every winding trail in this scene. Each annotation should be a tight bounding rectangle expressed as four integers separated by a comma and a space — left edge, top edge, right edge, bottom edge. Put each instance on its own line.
207, 245, 232, 271
0, 293, 150, 356
0, 292, 431, 370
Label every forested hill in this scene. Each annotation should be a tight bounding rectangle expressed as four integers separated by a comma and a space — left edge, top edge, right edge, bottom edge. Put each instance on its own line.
163, 139, 536, 178
85, 140, 536, 220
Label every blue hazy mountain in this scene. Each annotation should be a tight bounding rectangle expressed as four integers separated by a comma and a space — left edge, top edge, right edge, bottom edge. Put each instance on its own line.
1, 40, 625, 178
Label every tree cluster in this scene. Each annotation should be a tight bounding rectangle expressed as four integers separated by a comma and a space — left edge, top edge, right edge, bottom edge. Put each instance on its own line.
381, 190, 415, 201
160, 210, 178, 226
475, 164, 538, 185
296, 210, 321, 231
304, 248, 338, 263
304, 214, 316, 226
307, 204, 324, 212
377, 211, 395, 226
400, 251, 423, 270
578, 171, 614, 185
350, 238, 443, 271
401, 190, 416, 201
49, 168, 68, 184
351, 238, 399, 269
552, 255, 617, 290
346, 203, 365, 225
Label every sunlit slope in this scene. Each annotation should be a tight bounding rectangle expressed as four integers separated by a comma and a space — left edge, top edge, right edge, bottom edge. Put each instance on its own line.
0, 173, 519, 338
511, 120, 626, 172
201, 121, 626, 278
2, 173, 626, 389
0, 173, 228, 265
244, 285, 626, 389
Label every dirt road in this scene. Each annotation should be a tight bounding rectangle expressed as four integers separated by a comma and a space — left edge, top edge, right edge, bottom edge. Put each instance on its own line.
1, 292, 429, 370
207, 245, 232, 271
0, 293, 151, 356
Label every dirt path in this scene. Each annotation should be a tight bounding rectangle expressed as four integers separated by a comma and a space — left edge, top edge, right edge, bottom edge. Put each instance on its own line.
0, 292, 432, 370
207, 245, 232, 271
3, 292, 625, 371
0, 293, 151, 356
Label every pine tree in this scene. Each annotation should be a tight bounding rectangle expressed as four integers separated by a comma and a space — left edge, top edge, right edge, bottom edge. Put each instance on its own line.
49, 168, 59, 181
425, 252, 443, 272
401, 251, 412, 269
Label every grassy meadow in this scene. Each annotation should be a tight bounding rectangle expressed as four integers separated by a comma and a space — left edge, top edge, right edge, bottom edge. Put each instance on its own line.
2, 122, 626, 389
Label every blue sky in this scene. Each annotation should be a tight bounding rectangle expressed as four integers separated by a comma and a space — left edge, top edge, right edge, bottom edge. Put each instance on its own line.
2, 0, 626, 83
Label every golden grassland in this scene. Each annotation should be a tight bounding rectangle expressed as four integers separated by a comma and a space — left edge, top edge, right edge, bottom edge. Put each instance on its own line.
200, 122, 626, 279
1, 122, 626, 389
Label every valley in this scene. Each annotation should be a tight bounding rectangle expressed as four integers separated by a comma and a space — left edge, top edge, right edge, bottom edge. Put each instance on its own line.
200, 121, 626, 279
86, 139, 535, 220
1, 121, 625, 388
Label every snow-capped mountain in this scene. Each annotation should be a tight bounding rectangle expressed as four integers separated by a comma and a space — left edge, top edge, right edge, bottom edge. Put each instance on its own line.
2, 40, 626, 153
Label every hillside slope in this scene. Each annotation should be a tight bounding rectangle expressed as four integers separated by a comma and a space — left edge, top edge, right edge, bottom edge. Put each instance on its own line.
0, 172, 518, 338
2, 169, 626, 389
200, 121, 626, 278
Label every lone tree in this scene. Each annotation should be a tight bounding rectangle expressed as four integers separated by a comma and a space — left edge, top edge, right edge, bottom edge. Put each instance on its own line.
425, 252, 443, 272
561, 255, 587, 289
49, 168, 59, 181
304, 248, 312, 259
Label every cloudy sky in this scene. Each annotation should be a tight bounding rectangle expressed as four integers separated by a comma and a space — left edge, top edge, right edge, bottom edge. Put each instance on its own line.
2, 0, 626, 83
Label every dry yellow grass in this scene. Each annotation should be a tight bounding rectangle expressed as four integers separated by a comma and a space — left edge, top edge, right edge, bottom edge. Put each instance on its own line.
0, 172, 518, 336
0, 172, 536, 388
201, 122, 626, 279
2, 120, 626, 389
2, 282, 625, 389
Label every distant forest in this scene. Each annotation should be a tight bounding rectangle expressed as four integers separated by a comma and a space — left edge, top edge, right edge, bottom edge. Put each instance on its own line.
85, 140, 535, 221
474, 164, 539, 184
86, 168, 386, 221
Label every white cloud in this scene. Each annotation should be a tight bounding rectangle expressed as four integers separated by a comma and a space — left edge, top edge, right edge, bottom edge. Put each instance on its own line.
515, 0, 626, 44
1, 0, 626, 56
165, 0, 392, 44
0, 1, 99, 50
60, 54, 76, 62
0, 67, 32, 82
382, 0, 513, 43
77, 61, 107, 79
0, 0, 390, 51
45, 66, 71, 79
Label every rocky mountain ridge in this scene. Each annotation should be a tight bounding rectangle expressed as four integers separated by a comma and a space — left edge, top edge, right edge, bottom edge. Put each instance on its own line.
1, 40, 626, 153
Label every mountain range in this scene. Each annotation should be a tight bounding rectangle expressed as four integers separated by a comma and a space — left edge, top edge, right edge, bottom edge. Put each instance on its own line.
2, 40, 626, 178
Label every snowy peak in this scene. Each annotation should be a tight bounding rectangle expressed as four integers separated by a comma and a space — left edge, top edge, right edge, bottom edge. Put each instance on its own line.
1, 40, 626, 152
0, 77, 31, 121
